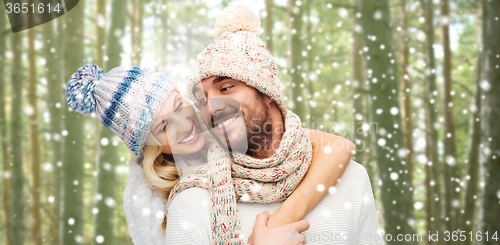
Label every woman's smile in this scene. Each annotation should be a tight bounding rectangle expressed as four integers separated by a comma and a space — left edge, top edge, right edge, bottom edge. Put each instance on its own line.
178, 120, 200, 145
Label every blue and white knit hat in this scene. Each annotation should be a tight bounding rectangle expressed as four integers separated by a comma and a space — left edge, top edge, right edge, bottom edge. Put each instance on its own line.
65, 65, 176, 156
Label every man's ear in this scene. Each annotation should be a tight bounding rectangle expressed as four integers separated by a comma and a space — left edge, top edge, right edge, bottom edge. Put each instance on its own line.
263, 94, 273, 106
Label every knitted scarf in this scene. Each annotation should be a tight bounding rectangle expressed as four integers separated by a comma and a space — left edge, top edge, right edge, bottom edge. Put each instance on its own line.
166, 110, 312, 244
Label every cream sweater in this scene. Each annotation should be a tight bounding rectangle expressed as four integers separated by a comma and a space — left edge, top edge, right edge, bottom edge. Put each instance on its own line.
165, 161, 385, 244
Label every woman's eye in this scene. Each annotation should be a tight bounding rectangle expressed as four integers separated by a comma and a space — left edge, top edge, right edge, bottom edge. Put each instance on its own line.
175, 101, 183, 111
159, 122, 169, 133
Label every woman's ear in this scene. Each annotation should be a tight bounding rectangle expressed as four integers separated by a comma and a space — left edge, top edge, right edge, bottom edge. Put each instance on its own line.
157, 152, 165, 164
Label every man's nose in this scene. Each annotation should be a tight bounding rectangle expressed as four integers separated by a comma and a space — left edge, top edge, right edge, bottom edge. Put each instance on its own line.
208, 98, 226, 117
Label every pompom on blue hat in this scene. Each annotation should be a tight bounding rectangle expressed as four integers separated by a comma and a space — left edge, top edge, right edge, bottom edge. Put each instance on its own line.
66, 64, 104, 114
66, 64, 176, 156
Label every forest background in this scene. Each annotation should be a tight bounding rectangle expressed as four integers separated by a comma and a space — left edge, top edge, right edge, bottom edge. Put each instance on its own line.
0, 0, 499, 244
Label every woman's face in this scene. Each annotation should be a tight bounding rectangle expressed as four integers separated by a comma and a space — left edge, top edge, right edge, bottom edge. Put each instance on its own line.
150, 91, 206, 155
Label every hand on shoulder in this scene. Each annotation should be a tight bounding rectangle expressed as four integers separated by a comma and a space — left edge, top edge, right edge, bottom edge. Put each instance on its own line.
306, 128, 356, 156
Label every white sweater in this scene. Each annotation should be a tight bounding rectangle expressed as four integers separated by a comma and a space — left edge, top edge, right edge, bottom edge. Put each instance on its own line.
165, 161, 385, 244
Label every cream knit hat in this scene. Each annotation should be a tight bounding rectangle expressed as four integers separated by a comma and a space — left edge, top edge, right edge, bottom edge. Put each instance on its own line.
187, 5, 286, 115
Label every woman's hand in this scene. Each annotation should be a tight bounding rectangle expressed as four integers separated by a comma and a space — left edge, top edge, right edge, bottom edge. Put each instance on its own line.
248, 130, 355, 244
248, 211, 309, 245
266, 210, 291, 228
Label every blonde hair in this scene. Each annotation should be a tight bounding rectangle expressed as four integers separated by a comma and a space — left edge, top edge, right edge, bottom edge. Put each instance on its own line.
140, 134, 179, 197
139, 128, 213, 231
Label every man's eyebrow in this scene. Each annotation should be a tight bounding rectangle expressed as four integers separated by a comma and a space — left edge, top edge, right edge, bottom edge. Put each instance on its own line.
192, 76, 231, 98
192, 85, 202, 96
213, 76, 231, 85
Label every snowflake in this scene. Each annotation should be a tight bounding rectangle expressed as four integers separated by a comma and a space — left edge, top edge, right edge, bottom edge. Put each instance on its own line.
95, 235, 104, 244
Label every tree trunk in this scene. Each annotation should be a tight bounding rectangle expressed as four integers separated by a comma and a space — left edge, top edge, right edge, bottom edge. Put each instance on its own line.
351, 9, 377, 194
92, 0, 127, 244
131, 0, 143, 66
305, 0, 314, 123
128, 0, 143, 163
440, 0, 461, 233
96, 0, 106, 68
421, 0, 444, 238
399, 0, 413, 188
129, 0, 142, 162
93, 0, 106, 179
480, 0, 500, 244
424, 130, 433, 245
160, 0, 169, 71
357, 0, 417, 243
0, 7, 13, 245
265, 0, 274, 52
27, 14, 42, 245
43, 17, 63, 245
461, 0, 483, 240
60, 2, 86, 243
186, 4, 193, 60
351, 8, 367, 165
288, 0, 307, 120
10, 19, 25, 245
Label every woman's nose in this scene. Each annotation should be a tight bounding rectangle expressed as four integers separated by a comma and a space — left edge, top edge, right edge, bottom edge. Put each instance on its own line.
175, 116, 193, 137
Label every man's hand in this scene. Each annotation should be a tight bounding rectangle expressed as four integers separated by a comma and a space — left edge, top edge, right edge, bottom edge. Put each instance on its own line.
247, 210, 294, 243
247, 211, 309, 245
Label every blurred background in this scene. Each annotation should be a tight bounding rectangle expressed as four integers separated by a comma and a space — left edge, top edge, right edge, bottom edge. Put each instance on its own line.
0, 0, 499, 244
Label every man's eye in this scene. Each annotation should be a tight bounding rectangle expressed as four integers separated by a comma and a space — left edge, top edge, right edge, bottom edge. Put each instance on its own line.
220, 86, 232, 92
199, 97, 208, 105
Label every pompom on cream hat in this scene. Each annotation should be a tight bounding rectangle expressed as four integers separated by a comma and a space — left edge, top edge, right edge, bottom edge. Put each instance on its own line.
187, 5, 286, 115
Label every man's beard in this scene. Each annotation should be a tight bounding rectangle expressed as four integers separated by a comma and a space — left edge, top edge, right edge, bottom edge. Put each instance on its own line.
209, 94, 273, 157
244, 96, 273, 157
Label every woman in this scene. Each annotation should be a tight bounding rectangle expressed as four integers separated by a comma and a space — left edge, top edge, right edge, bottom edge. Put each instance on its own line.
65, 64, 354, 245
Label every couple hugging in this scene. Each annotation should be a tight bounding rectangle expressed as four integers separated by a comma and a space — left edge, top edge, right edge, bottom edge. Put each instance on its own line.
65, 5, 383, 245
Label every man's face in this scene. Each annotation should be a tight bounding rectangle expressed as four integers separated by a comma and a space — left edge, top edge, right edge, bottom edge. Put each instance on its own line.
192, 77, 273, 156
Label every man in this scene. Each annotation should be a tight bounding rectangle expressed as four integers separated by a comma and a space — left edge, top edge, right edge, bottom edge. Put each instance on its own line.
165, 5, 384, 245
